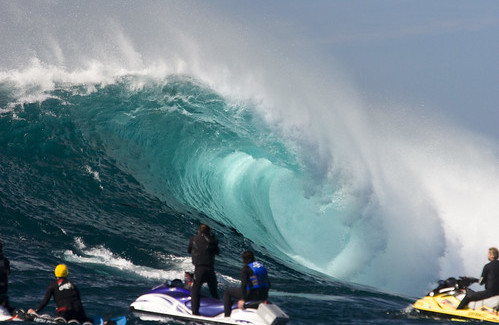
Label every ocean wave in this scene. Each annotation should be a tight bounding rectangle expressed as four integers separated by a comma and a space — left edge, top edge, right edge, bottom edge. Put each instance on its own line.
2, 60, 499, 297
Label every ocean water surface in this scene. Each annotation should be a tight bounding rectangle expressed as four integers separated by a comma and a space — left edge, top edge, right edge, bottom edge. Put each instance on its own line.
1, 2, 499, 325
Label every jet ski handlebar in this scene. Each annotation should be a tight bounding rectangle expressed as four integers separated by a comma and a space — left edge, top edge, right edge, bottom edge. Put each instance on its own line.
457, 276, 479, 288
429, 276, 479, 296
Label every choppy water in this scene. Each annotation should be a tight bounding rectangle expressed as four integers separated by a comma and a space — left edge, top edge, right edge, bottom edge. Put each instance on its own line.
2, 2, 499, 324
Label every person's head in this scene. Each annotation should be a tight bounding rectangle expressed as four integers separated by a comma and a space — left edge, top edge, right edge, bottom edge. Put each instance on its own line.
54, 264, 68, 278
198, 224, 211, 235
242, 250, 255, 264
488, 247, 499, 261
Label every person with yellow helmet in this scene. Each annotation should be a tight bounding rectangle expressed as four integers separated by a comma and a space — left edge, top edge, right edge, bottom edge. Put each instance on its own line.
28, 264, 90, 323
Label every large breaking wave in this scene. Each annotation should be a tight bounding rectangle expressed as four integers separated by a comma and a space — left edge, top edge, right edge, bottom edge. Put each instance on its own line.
1, 1, 499, 297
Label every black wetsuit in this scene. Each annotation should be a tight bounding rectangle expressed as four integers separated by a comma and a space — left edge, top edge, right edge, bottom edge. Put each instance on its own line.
35, 278, 89, 323
223, 262, 270, 317
187, 232, 220, 315
0, 254, 11, 311
457, 259, 499, 309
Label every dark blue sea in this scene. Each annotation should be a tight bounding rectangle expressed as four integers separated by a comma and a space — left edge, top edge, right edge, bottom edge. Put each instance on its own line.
1, 2, 498, 325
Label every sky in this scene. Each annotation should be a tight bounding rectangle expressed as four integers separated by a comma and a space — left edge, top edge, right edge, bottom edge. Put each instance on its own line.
212, 0, 499, 140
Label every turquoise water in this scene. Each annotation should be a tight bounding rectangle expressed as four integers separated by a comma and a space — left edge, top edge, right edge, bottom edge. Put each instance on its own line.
0, 75, 433, 324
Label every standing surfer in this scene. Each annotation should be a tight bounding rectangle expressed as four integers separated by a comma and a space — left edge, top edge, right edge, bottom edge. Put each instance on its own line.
187, 224, 220, 315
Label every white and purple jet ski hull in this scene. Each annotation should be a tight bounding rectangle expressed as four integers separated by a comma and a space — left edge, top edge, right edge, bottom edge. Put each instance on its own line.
129, 282, 288, 325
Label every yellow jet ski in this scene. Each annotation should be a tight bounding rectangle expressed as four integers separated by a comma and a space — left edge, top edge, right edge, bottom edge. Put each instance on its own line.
413, 276, 499, 323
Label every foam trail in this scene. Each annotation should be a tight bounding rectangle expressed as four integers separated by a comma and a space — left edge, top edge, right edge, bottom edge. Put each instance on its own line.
60, 238, 240, 285
61, 238, 189, 280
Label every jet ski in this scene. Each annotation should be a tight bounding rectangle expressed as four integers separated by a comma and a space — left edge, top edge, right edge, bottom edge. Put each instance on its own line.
412, 276, 499, 323
129, 279, 289, 325
0, 306, 126, 325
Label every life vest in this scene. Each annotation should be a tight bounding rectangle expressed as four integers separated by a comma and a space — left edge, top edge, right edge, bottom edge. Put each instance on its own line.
247, 261, 270, 290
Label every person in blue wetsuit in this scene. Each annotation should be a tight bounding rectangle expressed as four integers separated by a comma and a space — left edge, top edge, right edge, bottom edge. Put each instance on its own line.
0, 240, 12, 313
223, 250, 270, 317
188, 224, 220, 315
28, 264, 90, 323
457, 247, 499, 309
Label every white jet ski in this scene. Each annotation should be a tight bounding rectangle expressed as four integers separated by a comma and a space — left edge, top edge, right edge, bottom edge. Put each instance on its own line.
129, 279, 289, 325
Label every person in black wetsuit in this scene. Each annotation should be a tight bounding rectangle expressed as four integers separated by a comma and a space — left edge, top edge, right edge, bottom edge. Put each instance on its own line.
457, 247, 499, 309
223, 250, 270, 317
187, 224, 220, 315
28, 264, 90, 323
0, 241, 12, 313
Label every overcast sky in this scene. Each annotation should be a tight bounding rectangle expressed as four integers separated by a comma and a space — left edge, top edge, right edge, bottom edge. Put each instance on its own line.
210, 0, 499, 139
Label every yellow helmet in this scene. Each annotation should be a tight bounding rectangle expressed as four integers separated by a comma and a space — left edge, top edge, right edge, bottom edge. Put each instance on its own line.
54, 264, 68, 278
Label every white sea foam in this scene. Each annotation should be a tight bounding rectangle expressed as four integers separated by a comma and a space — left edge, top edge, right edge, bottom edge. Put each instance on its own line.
63, 238, 187, 280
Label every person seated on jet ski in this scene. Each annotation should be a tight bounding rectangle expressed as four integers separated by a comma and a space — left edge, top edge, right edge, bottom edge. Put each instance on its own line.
223, 250, 271, 317
28, 264, 90, 323
457, 247, 499, 309
0, 240, 13, 313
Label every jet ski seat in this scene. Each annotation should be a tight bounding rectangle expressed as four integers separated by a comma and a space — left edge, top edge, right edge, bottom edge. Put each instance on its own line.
468, 295, 499, 310
186, 297, 225, 317
243, 300, 266, 309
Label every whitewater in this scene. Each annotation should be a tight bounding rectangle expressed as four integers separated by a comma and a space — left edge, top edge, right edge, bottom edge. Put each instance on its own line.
1, 1, 499, 324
